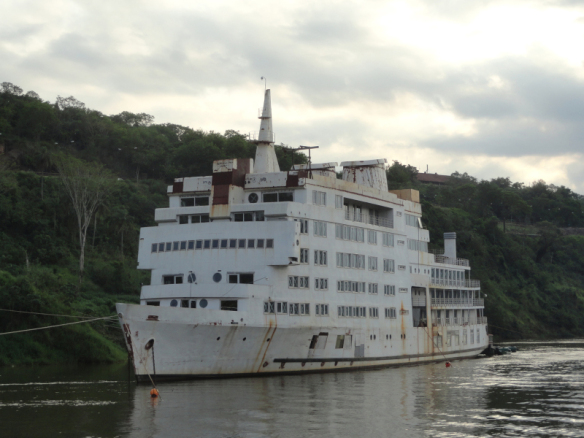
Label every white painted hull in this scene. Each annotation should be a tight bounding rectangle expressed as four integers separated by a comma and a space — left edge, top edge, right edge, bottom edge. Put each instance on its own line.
117, 303, 489, 381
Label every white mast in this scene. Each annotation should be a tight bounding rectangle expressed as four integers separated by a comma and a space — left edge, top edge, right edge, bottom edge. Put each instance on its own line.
254, 89, 280, 173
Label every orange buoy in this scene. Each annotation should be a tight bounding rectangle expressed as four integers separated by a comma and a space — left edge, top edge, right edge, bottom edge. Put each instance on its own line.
150, 388, 159, 398
445, 361, 451, 368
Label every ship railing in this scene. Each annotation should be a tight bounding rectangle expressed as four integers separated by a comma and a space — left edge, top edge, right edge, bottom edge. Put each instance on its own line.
431, 297, 484, 307
433, 254, 470, 267
433, 317, 486, 326
430, 279, 480, 288
345, 211, 393, 229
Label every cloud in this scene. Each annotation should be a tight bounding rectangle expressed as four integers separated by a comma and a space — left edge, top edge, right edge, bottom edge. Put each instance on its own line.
2, 0, 584, 193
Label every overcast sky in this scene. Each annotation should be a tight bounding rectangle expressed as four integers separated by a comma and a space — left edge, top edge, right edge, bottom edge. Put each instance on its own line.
2, 0, 584, 192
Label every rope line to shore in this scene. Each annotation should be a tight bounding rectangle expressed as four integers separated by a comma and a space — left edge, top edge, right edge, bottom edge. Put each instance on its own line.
0, 308, 112, 320
0, 316, 118, 336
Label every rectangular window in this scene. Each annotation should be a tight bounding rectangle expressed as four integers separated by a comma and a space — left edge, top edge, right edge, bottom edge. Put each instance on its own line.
228, 273, 254, 284
257, 239, 265, 248
300, 248, 309, 264
407, 239, 428, 252
314, 250, 327, 266
336, 252, 365, 269
335, 195, 343, 209
383, 259, 395, 273
315, 278, 328, 290
211, 240, 219, 249
368, 230, 377, 244
229, 239, 237, 248
188, 240, 195, 250
162, 274, 183, 284
180, 241, 187, 250
289, 303, 300, 315
158, 243, 165, 252
300, 303, 310, 315
384, 285, 396, 296
368, 256, 378, 271
382, 232, 394, 247
204, 240, 211, 249
238, 239, 246, 248
263, 192, 293, 202
173, 241, 179, 251
405, 214, 420, 228
233, 211, 265, 222
264, 301, 276, 314
191, 214, 210, 223
368, 283, 378, 294
181, 198, 194, 207
276, 302, 288, 314
335, 335, 345, 348
300, 219, 308, 234
312, 190, 327, 206
165, 242, 172, 251
220, 239, 228, 249
315, 304, 329, 316
369, 307, 379, 318
248, 239, 255, 248
288, 276, 309, 289
266, 239, 274, 248
151, 243, 158, 253
179, 215, 189, 224
385, 308, 397, 319
220, 300, 238, 311
314, 221, 327, 237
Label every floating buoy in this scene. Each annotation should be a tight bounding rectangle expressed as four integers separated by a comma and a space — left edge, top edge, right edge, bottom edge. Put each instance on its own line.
445, 362, 451, 368
150, 388, 159, 398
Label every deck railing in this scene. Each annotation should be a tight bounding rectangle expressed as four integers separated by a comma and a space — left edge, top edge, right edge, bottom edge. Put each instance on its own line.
433, 254, 470, 267
430, 278, 480, 288
432, 317, 487, 326
431, 297, 484, 307
345, 210, 393, 229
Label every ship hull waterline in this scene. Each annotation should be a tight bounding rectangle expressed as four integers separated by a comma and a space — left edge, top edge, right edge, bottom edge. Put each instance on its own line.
117, 303, 490, 382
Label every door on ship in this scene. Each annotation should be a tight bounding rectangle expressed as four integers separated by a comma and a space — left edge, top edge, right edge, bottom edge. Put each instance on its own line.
411, 287, 428, 327
308, 332, 328, 358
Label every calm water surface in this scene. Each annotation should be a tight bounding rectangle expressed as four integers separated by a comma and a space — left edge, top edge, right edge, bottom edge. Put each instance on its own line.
1, 340, 584, 438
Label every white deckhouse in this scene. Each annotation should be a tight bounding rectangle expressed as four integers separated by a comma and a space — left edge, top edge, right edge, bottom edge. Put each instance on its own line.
116, 90, 489, 381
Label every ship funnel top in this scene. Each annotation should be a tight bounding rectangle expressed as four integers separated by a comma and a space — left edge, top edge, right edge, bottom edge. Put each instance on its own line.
253, 89, 280, 173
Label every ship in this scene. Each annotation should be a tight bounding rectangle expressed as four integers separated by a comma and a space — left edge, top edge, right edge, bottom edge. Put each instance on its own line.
116, 89, 489, 381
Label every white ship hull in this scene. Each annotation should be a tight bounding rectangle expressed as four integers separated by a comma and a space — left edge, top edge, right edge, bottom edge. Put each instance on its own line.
117, 303, 489, 381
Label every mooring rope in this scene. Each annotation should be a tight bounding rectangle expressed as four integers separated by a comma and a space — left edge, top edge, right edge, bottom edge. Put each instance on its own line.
0, 316, 117, 336
0, 308, 108, 319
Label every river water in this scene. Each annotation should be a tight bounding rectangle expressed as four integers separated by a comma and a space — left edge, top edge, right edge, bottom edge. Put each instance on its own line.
1, 340, 583, 438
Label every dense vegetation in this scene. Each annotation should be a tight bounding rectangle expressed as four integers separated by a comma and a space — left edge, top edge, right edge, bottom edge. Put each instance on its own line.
0, 81, 583, 365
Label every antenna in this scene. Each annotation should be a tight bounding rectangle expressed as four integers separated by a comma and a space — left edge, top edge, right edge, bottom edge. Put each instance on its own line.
285, 145, 319, 178
260, 76, 267, 90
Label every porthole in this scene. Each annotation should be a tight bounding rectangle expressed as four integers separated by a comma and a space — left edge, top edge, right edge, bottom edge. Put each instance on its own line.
188, 273, 196, 283
213, 273, 222, 283
217, 337, 220, 341
248, 193, 259, 203
170, 299, 178, 307
200, 299, 208, 308
243, 337, 247, 341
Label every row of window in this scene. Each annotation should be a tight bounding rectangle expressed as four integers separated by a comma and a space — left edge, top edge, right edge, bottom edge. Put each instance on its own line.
264, 301, 399, 319
405, 213, 422, 228
431, 268, 465, 281
407, 239, 429, 252
151, 238, 274, 252
264, 301, 311, 315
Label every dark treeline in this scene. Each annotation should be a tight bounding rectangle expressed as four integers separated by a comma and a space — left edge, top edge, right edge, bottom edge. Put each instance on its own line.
0, 81, 583, 365
387, 161, 584, 339
0, 82, 306, 365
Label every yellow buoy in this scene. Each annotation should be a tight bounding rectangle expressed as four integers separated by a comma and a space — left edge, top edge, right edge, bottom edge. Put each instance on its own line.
150, 388, 159, 398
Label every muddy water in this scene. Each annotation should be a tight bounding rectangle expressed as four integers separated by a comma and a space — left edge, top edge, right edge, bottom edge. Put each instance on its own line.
1, 340, 584, 437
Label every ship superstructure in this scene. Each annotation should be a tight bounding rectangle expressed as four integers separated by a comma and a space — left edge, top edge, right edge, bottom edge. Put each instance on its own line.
116, 90, 488, 380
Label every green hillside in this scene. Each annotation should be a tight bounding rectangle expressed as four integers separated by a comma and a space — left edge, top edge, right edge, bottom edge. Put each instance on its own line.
1, 82, 583, 365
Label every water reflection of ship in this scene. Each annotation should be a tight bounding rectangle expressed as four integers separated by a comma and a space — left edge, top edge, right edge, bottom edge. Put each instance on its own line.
116, 88, 489, 381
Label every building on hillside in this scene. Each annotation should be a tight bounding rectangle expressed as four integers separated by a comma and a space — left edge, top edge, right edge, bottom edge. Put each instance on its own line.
416, 172, 450, 185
